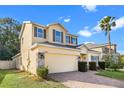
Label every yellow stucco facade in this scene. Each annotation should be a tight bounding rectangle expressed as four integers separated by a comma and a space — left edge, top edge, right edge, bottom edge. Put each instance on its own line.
17, 21, 80, 74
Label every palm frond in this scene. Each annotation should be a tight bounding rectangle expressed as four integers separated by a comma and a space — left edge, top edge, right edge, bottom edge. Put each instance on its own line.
111, 21, 116, 27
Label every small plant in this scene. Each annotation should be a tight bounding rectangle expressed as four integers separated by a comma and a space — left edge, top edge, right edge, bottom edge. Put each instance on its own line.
37, 66, 48, 79
89, 62, 96, 70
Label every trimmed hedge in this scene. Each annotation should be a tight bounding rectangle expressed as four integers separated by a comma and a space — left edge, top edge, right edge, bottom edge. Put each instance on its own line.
78, 61, 87, 72
98, 61, 105, 70
89, 62, 96, 70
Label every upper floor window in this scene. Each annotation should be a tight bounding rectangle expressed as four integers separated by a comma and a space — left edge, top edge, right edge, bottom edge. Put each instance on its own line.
66, 36, 70, 44
34, 27, 46, 38
53, 29, 63, 43
55, 31, 61, 42
71, 37, 77, 44
37, 28, 44, 38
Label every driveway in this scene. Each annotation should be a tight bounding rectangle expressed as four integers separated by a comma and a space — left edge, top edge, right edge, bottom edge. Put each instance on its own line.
49, 71, 124, 88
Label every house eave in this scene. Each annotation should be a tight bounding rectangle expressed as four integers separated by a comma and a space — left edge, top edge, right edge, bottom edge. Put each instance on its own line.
31, 43, 80, 52
19, 21, 46, 39
19, 21, 32, 39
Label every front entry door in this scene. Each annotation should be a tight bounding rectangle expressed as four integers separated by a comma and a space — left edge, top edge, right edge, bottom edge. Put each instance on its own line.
38, 53, 45, 67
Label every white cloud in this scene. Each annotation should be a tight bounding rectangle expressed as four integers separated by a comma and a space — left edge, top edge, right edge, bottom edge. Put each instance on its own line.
118, 50, 124, 54
64, 18, 71, 22
92, 24, 101, 33
58, 16, 64, 20
58, 16, 71, 23
113, 16, 124, 30
83, 42, 95, 44
78, 27, 92, 37
82, 5, 97, 12
78, 30, 92, 37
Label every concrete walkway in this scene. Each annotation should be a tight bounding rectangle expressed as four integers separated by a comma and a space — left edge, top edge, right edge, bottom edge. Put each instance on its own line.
49, 71, 124, 88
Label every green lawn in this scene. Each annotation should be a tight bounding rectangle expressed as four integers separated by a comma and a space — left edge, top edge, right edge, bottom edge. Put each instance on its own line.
96, 70, 124, 80
0, 70, 66, 88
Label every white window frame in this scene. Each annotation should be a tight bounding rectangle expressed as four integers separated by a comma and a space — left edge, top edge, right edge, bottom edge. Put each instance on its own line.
66, 35, 70, 44
36, 28, 44, 38
55, 30, 62, 43
71, 37, 77, 44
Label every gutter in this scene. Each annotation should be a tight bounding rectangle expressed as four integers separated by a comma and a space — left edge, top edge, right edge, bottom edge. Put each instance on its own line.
31, 43, 80, 52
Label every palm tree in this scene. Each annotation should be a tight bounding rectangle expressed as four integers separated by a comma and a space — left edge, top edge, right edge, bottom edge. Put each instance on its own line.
99, 16, 116, 53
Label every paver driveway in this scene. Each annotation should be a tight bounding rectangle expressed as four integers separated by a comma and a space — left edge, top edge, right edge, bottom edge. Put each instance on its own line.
49, 71, 124, 88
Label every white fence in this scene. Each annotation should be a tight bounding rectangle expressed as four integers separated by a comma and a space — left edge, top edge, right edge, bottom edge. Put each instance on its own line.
12, 53, 22, 70
0, 60, 16, 69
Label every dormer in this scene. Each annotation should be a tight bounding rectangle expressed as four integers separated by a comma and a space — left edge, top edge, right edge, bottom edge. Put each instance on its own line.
46, 23, 68, 45
32, 23, 47, 44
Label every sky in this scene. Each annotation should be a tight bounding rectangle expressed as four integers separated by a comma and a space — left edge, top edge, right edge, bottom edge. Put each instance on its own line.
0, 5, 124, 54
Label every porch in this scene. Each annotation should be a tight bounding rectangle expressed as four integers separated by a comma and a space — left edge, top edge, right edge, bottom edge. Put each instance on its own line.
79, 53, 100, 67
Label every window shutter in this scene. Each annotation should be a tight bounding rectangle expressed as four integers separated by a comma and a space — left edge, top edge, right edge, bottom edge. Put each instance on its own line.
70, 36, 72, 44
76, 38, 78, 44
69, 36, 71, 44
34, 27, 37, 37
44, 29, 46, 38
53, 29, 55, 42
61, 32, 63, 43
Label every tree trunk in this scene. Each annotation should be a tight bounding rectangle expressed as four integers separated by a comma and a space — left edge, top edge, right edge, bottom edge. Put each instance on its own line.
108, 31, 111, 54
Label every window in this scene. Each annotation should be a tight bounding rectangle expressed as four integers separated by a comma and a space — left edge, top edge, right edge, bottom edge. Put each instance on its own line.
34, 27, 44, 38
91, 56, 99, 61
71, 37, 77, 44
66, 36, 70, 44
37, 28, 44, 38
55, 30, 61, 43
34, 27, 37, 37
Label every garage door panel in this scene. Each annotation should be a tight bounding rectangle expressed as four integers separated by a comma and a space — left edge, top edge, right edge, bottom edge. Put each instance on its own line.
45, 54, 78, 73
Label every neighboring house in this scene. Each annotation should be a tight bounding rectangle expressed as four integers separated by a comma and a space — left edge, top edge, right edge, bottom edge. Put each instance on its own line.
78, 43, 117, 66
12, 21, 118, 74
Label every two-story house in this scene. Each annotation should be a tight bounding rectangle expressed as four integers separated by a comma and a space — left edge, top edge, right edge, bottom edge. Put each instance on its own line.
14, 21, 80, 74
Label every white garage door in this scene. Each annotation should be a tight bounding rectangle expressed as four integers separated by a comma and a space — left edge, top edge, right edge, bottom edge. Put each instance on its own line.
45, 53, 78, 73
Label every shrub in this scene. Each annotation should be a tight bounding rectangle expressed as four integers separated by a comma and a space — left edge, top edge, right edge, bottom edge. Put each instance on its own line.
109, 64, 120, 71
89, 62, 96, 70
78, 61, 87, 72
118, 57, 124, 69
37, 66, 48, 79
98, 61, 105, 70
102, 54, 119, 68
102, 55, 112, 68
